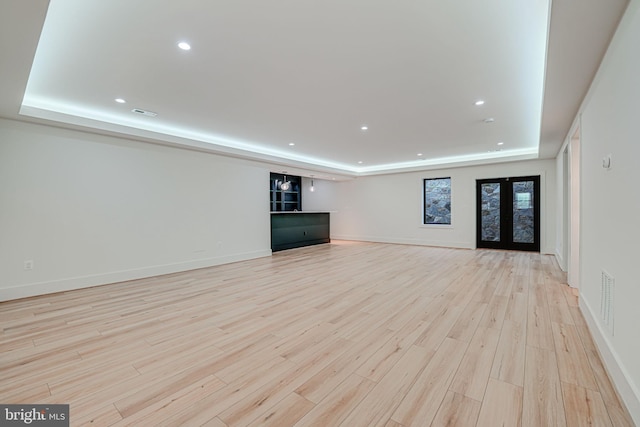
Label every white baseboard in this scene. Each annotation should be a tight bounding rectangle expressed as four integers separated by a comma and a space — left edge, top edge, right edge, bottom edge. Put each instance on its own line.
0, 249, 272, 302
555, 249, 567, 272
580, 298, 640, 425
330, 234, 471, 249
331, 234, 558, 254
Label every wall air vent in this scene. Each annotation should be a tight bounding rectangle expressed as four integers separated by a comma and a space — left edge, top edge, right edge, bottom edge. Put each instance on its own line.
600, 270, 615, 336
131, 108, 157, 117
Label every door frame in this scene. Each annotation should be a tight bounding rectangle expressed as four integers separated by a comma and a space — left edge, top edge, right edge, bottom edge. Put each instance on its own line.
476, 175, 541, 252
568, 127, 581, 288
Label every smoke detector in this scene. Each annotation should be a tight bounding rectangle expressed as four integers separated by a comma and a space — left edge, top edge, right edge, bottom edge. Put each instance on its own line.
131, 108, 157, 117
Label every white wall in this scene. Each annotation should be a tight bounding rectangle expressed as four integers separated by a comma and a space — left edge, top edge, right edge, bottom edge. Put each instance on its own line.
572, 0, 640, 420
0, 119, 272, 301
331, 159, 557, 253
300, 176, 340, 212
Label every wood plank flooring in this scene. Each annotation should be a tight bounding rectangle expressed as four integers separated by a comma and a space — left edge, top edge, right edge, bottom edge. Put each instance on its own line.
0, 241, 634, 426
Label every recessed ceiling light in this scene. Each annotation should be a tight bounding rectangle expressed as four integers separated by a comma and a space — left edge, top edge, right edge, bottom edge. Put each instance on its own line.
417, 153, 423, 156
358, 161, 363, 164
289, 143, 295, 146
475, 100, 485, 106
178, 42, 191, 51
360, 125, 368, 131
483, 118, 495, 123
115, 98, 126, 104
497, 142, 504, 146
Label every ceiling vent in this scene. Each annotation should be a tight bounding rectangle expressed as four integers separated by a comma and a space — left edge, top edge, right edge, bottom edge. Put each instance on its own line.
131, 108, 157, 117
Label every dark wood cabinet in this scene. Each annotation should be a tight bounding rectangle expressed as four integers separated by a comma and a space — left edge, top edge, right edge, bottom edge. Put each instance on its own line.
271, 212, 330, 251
270, 173, 301, 212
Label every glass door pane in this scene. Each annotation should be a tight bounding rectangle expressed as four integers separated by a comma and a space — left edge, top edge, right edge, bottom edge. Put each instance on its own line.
481, 183, 501, 242
512, 180, 535, 243
477, 176, 540, 251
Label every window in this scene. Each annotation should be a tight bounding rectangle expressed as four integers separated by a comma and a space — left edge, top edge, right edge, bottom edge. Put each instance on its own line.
423, 177, 451, 225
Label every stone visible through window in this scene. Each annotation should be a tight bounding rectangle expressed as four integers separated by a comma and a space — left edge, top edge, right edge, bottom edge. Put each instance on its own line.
423, 177, 451, 225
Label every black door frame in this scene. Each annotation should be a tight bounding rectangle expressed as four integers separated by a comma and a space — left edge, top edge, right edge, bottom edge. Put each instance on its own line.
476, 175, 541, 252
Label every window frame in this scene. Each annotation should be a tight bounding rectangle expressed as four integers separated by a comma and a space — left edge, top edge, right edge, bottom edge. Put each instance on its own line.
422, 177, 452, 226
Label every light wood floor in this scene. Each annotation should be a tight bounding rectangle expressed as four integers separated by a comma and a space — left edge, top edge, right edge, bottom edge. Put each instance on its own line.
0, 241, 634, 426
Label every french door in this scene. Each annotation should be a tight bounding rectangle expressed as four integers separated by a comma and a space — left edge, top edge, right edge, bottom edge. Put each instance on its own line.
476, 176, 540, 251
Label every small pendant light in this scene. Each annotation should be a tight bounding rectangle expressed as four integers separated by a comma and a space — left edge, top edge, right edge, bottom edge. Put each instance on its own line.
280, 175, 291, 191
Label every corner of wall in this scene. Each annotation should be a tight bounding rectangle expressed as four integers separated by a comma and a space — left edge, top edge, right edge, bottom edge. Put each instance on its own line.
554, 250, 566, 272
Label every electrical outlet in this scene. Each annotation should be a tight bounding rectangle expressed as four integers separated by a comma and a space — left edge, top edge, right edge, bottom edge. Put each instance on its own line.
24, 260, 34, 270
